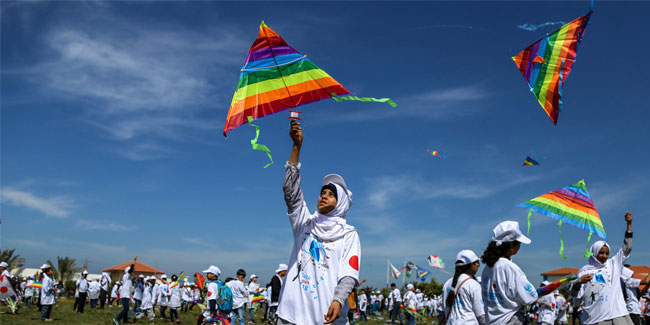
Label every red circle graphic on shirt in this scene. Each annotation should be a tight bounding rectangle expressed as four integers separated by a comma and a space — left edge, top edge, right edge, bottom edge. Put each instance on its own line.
207, 291, 212, 297
349, 256, 359, 271
0, 286, 7, 293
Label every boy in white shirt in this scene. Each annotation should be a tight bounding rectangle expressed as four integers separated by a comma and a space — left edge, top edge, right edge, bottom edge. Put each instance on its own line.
198, 265, 221, 324
227, 269, 249, 325
537, 283, 556, 325
277, 120, 361, 325
76, 269, 89, 313
403, 284, 417, 325
137, 276, 155, 322
247, 274, 259, 322
389, 283, 403, 324
113, 256, 137, 325
358, 289, 368, 322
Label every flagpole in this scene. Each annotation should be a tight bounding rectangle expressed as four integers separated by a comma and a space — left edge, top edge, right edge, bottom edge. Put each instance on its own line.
386, 260, 389, 288
402, 260, 406, 287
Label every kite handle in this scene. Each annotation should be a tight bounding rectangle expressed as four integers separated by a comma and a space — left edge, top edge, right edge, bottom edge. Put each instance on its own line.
288, 110, 301, 120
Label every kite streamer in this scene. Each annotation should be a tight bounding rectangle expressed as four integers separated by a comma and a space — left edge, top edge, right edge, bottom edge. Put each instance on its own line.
247, 116, 273, 168
332, 94, 397, 107
223, 21, 394, 136
519, 179, 605, 258
513, 12, 591, 125
27, 282, 43, 289
558, 220, 567, 259
517, 21, 567, 31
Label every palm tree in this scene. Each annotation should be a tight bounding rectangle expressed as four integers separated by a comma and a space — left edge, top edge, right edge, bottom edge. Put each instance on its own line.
56, 256, 81, 282
0, 249, 26, 271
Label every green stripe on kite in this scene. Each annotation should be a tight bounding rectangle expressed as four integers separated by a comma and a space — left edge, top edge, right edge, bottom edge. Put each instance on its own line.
332, 94, 397, 107
247, 116, 273, 168
236, 60, 321, 90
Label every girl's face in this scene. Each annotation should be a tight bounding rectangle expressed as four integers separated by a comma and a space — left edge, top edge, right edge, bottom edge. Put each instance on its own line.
469, 261, 480, 276
597, 245, 609, 264
317, 188, 337, 214
207, 273, 217, 281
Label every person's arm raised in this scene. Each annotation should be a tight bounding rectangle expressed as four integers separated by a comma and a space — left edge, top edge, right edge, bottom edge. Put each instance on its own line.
289, 120, 302, 163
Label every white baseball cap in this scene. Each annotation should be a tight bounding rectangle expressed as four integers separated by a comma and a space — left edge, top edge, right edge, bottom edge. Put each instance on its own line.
275, 263, 288, 273
407, 283, 414, 290
0, 262, 8, 268
82, 270, 89, 275
161, 274, 168, 279
139, 274, 145, 278
250, 274, 258, 280
40, 263, 51, 269
202, 266, 221, 276
492, 221, 531, 245
541, 280, 550, 286
455, 249, 479, 266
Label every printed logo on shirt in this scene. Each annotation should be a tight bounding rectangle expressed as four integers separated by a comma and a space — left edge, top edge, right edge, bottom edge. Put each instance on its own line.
524, 283, 537, 297
349, 256, 359, 271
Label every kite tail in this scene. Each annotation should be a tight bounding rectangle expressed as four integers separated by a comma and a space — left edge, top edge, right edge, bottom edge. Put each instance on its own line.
583, 231, 594, 257
331, 94, 397, 107
247, 116, 274, 168
526, 209, 532, 236
558, 221, 567, 259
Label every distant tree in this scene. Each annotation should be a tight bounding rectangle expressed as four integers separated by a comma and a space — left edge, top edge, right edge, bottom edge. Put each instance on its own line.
45, 256, 80, 282
0, 249, 26, 272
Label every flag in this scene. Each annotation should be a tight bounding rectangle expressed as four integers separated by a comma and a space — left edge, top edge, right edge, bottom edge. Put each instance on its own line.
416, 266, 430, 282
405, 261, 418, 278
0, 275, 16, 299
194, 272, 205, 290
389, 261, 401, 279
427, 255, 445, 269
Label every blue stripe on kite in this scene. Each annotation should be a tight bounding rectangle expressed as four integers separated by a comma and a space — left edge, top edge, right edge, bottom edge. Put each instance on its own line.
563, 185, 590, 197
241, 53, 306, 74
527, 38, 548, 89
518, 203, 607, 240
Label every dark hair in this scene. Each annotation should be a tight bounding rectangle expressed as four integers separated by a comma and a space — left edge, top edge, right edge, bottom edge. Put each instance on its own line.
171, 274, 178, 281
391, 283, 396, 287
225, 277, 234, 283
445, 262, 473, 309
237, 269, 246, 277
481, 241, 518, 268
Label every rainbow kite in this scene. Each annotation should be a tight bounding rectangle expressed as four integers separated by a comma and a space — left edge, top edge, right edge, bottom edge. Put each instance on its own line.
523, 156, 540, 166
518, 179, 605, 258
513, 12, 591, 125
417, 267, 430, 282
251, 294, 265, 303
537, 275, 577, 296
27, 282, 43, 289
168, 272, 185, 289
223, 21, 395, 166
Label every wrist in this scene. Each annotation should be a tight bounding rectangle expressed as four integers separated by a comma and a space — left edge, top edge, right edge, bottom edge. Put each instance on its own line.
332, 297, 344, 308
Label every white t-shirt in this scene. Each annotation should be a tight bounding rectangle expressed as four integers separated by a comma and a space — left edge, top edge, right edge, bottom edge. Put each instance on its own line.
77, 277, 88, 293
538, 293, 556, 324
133, 282, 143, 300
119, 267, 133, 298
158, 283, 169, 305
276, 202, 361, 325
377, 294, 384, 305
389, 288, 402, 308
481, 257, 538, 324
555, 295, 568, 322
358, 293, 368, 312
141, 284, 153, 310
248, 282, 259, 302
575, 247, 629, 324
101, 276, 109, 291
442, 274, 485, 325
206, 281, 219, 302
625, 278, 642, 315
227, 279, 248, 309
169, 285, 181, 308
41, 275, 55, 305
111, 284, 119, 298
404, 291, 417, 310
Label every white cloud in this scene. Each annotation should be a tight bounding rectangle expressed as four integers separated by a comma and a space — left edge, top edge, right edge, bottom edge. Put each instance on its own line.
0, 187, 74, 218
75, 219, 136, 231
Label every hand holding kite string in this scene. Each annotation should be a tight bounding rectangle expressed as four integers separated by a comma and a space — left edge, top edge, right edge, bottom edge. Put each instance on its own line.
289, 120, 302, 164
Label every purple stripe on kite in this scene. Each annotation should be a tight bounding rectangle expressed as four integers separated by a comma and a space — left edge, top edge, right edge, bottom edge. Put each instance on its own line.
523, 40, 542, 83
245, 46, 299, 65
527, 38, 548, 87
554, 188, 594, 206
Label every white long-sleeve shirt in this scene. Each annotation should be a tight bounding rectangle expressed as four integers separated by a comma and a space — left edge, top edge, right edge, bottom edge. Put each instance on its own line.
227, 279, 249, 309
119, 266, 133, 298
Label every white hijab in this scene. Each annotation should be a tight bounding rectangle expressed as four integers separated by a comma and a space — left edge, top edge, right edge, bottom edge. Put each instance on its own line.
309, 183, 356, 241
579, 240, 611, 272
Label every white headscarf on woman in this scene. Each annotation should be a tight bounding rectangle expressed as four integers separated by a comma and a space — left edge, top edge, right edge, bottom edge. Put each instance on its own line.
309, 183, 356, 241
579, 240, 611, 273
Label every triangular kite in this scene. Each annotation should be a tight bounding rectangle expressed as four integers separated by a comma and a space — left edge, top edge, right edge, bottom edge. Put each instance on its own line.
518, 179, 605, 258
513, 12, 591, 125
523, 156, 540, 166
223, 21, 395, 136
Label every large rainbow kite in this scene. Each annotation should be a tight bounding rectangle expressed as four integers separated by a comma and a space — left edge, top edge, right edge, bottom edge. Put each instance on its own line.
223, 22, 394, 166
224, 21, 395, 137
518, 179, 605, 258
513, 12, 591, 125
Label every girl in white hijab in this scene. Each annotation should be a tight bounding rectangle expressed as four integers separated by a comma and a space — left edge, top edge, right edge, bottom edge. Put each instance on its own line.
571, 212, 634, 325
277, 120, 360, 325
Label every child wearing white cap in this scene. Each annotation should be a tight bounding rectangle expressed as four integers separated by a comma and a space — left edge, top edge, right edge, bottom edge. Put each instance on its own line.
570, 212, 636, 325
110, 282, 119, 306
138, 276, 156, 322
403, 283, 418, 325
40, 263, 57, 321
247, 274, 259, 322
277, 120, 361, 325
113, 256, 137, 325
76, 266, 89, 313
441, 249, 485, 325
198, 265, 222, 324
480, 221, 541, 324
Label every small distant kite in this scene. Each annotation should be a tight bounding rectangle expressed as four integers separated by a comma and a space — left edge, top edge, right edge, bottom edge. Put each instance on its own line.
523, 156, 540, 166
426, 149, 447, 158
512, 11, 592, 125
518, 180, 605, 258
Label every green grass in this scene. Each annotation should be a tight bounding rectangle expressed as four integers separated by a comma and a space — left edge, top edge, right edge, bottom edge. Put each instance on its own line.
1, 298, 440, 324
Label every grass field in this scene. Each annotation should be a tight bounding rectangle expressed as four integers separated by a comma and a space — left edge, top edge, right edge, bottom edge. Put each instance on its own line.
1, 298, 440, 324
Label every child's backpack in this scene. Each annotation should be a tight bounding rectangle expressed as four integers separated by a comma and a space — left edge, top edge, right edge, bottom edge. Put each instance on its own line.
216, 282, 233, 313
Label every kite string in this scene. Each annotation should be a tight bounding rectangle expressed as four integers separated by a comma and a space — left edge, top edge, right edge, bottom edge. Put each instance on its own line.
247, 116, 273, 168
558, 220, 567, 259
583, 231, 594, 258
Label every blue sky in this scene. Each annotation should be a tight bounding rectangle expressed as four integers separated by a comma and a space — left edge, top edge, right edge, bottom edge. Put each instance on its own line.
2, 1, 649, 288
